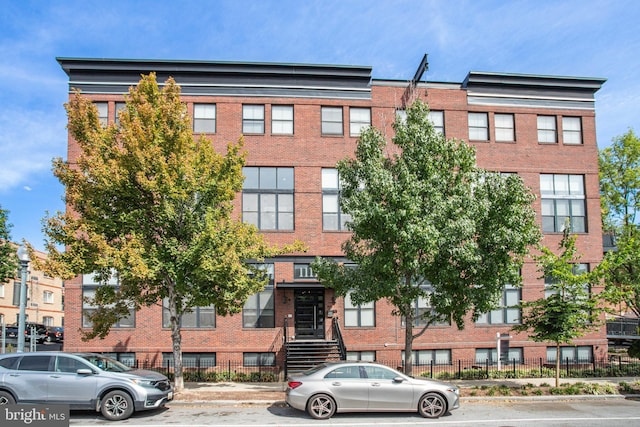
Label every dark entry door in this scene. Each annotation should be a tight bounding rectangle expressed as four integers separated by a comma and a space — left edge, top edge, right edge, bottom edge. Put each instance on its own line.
294, 289, 325, 339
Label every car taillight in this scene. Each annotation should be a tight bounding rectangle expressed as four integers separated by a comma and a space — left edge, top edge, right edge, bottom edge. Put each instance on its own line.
287, 381, 303, 389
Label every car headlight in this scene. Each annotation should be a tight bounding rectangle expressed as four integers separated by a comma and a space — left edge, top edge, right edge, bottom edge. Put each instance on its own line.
131, 378, 156, 388
448, 387, 459, 395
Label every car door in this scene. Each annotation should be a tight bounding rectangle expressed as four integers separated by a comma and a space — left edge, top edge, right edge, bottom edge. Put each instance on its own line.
9, 355, 52, 403
46, 355, 98, 407
362, 365, 414, 410
323, 365, 368, 410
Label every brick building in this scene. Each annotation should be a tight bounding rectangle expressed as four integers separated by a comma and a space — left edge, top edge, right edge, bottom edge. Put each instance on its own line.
57, 57, 606, 370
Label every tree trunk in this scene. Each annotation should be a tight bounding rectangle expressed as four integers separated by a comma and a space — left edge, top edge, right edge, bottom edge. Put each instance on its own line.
404, 311, 414, 377
555, 343, 560, 388
168, 286, 184, 391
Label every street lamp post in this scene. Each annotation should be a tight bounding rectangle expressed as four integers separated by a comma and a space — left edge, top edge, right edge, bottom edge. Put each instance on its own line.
16, 245, 30, 353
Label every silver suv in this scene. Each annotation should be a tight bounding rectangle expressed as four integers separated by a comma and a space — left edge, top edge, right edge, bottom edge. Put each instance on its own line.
0, 352, 173, 421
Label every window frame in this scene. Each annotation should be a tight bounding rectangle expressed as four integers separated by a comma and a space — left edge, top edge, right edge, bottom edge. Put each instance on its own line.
271, 105, 294, 135
475, 285, 521, 325
344, 291, 375, 327
494, 113, 515, 142
321, 106, 344, 136
475, 347, 524, 365
242, 167, 294, 230
242, 104, 265, 134
428, 110, 445, 135
537, 115, 558, 143
242, 264, 275, 329
562, 116, 583, 145
540, 174, 586, 233
193, 103, 217, 134
321, 168, 351, 231
401, 349, 452, 366
95, 102, 108, 127
349, 107, 371, 136
82, 272, 135, 329
468, 112, 489, 141
243, 352, 276, 366
162, 299, 216, 329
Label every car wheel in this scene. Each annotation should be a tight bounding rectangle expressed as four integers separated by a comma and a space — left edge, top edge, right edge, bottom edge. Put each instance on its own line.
306, 393, 336, 420
45, 335, 52, 343
0, 391, 16, 405
100, 390, 134, 421
418, 392, 447, 418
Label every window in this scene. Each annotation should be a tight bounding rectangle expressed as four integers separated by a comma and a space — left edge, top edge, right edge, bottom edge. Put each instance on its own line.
494, 113, 515, 142
325, 365, 362, 379
115, 102, 126, 126
243, 264, 275, 328
475, 347, 523, 364
43, 290, 54, 304
100, 352, 136, 367
163, 352, 216, 368
476, 285, 520, 325
0, 283, 4, 298
294, 263, 317, 280
322, 168, 352, 231
428, 110, 444, 134
540, 174, 586, 233
545, 263, 589, 298
537, 115, 557, 143
42, 316, 54, 327
344, 291, 375, 327
56, 355, 90, 373
321, 106, 343, 135
162, 300, 215, 328
242, 105, 265, 134
18, 355, 52, 371
349, 107, 371, 136
396, 109, 407, 123
401, 349, 452, 366
346, 351, 375, 361
271, 105, 293, 135
546, 345, 593, 363
82, 272, 135, 328
562, 117, 582, 144
95, 102, 108, 126
194, 103, 216, 133
468, 112, 489, 141
242, 167, 294, 230
403, 284, 449, 327
243, 352, 276, 366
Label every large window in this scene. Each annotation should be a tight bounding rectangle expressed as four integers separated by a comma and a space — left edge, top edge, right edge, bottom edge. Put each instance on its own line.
244, 352, 276, 366
346, 351, 375, 361
349, 107, 371, 136
403, 284, 450, 327
242, 105, 265, 134
476, 285, 520, 325
537, 115, 557, 143
402, 349, 452, 366
428, 110, 444, 134
562, 116, 582, 144
82, 272, 135, 328
322, 168, 351, 231
476, 347, 523, 364
243, 264, 275, 328
95, 102, 108, 126
242, 167, 294, 230
194, 103, 216, 133
545, 263, 589, 298
344, 291, 375, 327
162, 300, 216, 328
468, 112, 489, 141
115, 102, 126, 126
494, 113, 515, 142
163, 352, 216, 368
321, 106, 343, 135
546, 345, 593, 363
540, 174, 586, 233
271, 105, 293, 135
43, 291, 54, 304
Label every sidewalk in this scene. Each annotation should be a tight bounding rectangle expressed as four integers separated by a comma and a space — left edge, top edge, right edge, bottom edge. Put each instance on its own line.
170, 377, 640, 406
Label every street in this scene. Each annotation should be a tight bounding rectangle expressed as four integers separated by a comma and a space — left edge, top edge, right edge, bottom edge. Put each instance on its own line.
67, 398, 640, 426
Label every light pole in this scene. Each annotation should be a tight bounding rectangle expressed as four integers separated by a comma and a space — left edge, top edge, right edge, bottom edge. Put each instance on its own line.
16, 245, 30, 353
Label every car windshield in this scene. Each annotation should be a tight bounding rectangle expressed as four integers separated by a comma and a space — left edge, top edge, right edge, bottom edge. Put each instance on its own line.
78, 354, 131, 372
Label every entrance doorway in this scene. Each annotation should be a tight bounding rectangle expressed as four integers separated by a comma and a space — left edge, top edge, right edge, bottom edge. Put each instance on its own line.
294, 289, 325, 339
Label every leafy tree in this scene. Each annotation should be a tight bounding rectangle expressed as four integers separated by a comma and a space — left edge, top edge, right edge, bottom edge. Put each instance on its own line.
0, 205, 17, 282
599, 130, 640, 319
43, 74, 305, 390
312, 100, 540, 376
513, 228, 604, 387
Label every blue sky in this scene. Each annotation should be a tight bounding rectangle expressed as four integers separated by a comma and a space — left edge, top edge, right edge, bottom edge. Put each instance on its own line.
1, 0, 638, 251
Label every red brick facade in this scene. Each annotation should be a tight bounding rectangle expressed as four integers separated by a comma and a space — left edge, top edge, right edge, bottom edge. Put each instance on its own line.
58, 58, 607, 368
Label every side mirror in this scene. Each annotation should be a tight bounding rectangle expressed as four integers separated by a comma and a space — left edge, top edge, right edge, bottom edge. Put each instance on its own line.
393, 376, 405, 383
77, 369, 94, 375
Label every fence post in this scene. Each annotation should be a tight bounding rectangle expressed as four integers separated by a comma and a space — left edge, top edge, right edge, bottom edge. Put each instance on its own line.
539, 357, 543, 377
565, 357, 570, 377
430, 359, 434, 379
227, 360, 231, 382
512, 358, 516, 377
457, 359, 461, 379
485, 359, 489, 379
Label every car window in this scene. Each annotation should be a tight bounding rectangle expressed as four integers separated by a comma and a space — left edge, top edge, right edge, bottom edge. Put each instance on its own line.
17, 355, 52, 372
80, 355, 130, 372
56, 356, 91, 373
325, 365, 362, 379
362, 365, 399, 380
0, 356, 20, 370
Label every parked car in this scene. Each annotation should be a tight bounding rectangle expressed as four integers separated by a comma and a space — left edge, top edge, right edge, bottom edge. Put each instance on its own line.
0, 352, 173, 421
44, 326, 64, 343
2, 323, 46, 344
286, 361, 460, 420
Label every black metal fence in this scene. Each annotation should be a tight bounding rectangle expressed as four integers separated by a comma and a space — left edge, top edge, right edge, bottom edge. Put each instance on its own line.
133, 356, 640, 383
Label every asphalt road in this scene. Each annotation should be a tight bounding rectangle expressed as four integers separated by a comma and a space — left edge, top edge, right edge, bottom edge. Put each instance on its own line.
67, 397, 640, 426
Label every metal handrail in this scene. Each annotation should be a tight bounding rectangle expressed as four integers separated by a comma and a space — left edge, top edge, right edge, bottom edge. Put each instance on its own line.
332, 316, 347, 360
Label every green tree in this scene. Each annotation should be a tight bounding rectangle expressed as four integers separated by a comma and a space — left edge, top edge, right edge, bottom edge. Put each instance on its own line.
312, 100, 540, 376
0, 205, 17, 282
599, 129, 640, 319
513, 229, 603, 387
43, 74, 305, 391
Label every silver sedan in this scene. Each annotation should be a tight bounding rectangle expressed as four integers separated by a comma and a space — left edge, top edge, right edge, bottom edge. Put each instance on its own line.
286, 361, 459, 420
